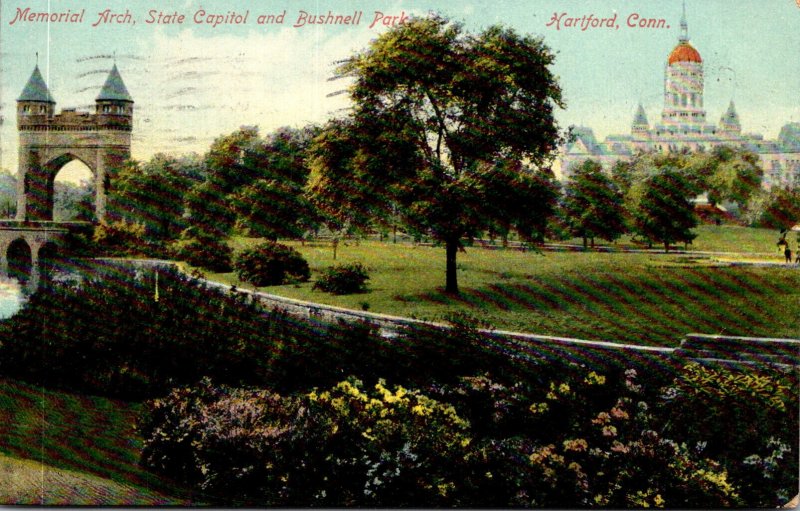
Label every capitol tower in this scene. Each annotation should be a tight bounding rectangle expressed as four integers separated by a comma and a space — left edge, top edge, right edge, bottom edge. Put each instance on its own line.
660, 3, 706, 130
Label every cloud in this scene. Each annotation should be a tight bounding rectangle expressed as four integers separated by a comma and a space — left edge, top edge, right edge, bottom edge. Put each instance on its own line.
123, 25, 374, 159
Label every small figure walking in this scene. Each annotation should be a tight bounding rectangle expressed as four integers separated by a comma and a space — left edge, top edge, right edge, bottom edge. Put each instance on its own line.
785, 245, 793, 264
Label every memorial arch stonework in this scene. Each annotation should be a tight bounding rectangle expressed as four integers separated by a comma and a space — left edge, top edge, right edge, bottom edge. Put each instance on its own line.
0, 63, 133, 288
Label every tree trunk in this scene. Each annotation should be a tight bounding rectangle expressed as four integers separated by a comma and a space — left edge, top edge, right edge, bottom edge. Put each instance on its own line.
591, 237, 595, 248
583, 236, 588, 249
445, 238, 459, 295
664, 241, 670, 253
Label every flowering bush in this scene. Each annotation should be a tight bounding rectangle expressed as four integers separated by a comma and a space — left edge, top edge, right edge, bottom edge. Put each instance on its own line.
437, 369, 743, 508
660, 363, 799, 506
135, 365, 797, 507
139, 377, 473, 506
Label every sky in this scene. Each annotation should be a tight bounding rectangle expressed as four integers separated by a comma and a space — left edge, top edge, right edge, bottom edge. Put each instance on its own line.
1, 0, 798, 183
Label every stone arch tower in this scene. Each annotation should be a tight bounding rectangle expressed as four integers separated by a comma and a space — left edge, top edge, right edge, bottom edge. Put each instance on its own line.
16, 63, 133, 222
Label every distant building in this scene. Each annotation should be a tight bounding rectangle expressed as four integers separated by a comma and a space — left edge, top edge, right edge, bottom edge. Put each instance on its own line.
558, 5, 800, 189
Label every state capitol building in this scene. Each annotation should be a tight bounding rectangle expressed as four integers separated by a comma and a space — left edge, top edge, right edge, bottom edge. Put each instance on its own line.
558, 7, 800, 189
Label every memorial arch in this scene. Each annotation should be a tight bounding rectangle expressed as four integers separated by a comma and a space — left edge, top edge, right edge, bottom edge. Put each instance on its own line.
0, 63, 133, 288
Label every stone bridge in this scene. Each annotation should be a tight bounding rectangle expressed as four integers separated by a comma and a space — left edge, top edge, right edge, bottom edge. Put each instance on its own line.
0, 221, 91, 290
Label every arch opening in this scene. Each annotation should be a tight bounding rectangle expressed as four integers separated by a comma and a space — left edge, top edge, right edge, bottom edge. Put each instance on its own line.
54, 160, 96, 222
7, 239, 32, 285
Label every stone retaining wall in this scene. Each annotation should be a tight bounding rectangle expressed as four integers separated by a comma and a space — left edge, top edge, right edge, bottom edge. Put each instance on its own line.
95, 258, 800, 371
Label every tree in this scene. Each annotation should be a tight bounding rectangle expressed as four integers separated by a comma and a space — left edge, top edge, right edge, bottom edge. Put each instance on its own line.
308, 16, 564, 294
182, 127, 261, 240
634, 167, 698, 252
233, 126, 320, 240
688, 146, 763, 207
757, 186, 800, 230
111, 154, 203, 239
561, 159, 626, 248
53, 179, 94, 222
0, 169, 16, 218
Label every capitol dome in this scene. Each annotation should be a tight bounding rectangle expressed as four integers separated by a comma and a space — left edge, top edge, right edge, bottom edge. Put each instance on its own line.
668, 42, 702, 65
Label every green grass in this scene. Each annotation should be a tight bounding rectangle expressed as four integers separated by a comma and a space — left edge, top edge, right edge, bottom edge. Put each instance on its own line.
563, 224, 788, 254
211, 226, 800, 346
0, 378, 197, 505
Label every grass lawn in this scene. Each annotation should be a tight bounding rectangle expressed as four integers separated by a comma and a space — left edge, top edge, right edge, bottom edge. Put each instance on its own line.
212, 226, 800, 347
561, 224, 788, 254
0, 378, 197, 505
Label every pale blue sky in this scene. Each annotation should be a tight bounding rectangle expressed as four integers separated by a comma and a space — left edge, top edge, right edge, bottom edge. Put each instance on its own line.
1, 0, 798, 178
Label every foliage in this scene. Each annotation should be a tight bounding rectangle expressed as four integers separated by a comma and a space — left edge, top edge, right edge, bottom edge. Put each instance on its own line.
232, 126, 320, 240
661, 362, 799, 506
138, 377, 472, 506
634, 166, 698, 251
699, 146, 764, 207
313, 262, 369, 294
135, 362, 797, 507
0, 266, 291, 399
53, 179, 94, 222
109, 154, 202, 239
169, 231, 233, 273
93, 219, 159, 257
757, 186, 800, 230
561, 159, 626, 247
183, 181, 238, 240
308, 16, 563, 294
233, 241, 310, 286
0, 168, 16, 218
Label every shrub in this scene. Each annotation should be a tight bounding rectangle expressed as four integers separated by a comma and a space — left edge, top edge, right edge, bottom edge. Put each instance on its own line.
0, 266, 309, 399
169, 233, 233, 273
139, 377, 472, 506
660, 363, 799, 506
233, 241, 310, 287
93, 219, 148, 256
312, 262, 369, 294
454, 368, 744, 508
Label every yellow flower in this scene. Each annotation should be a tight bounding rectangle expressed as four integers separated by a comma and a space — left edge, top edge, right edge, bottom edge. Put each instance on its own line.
411, 404, 427, 416
563, 438, 589, 452
529, 402, 549, 414
584, 371, 606, 385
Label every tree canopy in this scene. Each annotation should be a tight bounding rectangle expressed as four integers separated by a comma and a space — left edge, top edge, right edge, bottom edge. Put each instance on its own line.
561, 159, 626, 248
308, 16, 564, 294
634, 167, 698, 252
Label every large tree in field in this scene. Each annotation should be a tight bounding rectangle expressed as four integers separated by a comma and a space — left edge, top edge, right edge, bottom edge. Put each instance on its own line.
308, 16, 564, 294
634, 167, 698, 252
561, 159, 626, 248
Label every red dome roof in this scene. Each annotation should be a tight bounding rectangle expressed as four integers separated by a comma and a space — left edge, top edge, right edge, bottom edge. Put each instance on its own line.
668, 42, 702, 65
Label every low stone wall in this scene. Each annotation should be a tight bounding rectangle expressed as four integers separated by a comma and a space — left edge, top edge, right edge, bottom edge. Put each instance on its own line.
92, 258, 800, 371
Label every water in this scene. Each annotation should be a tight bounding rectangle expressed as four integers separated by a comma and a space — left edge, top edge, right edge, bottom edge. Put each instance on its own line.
0, 278, 24, 319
